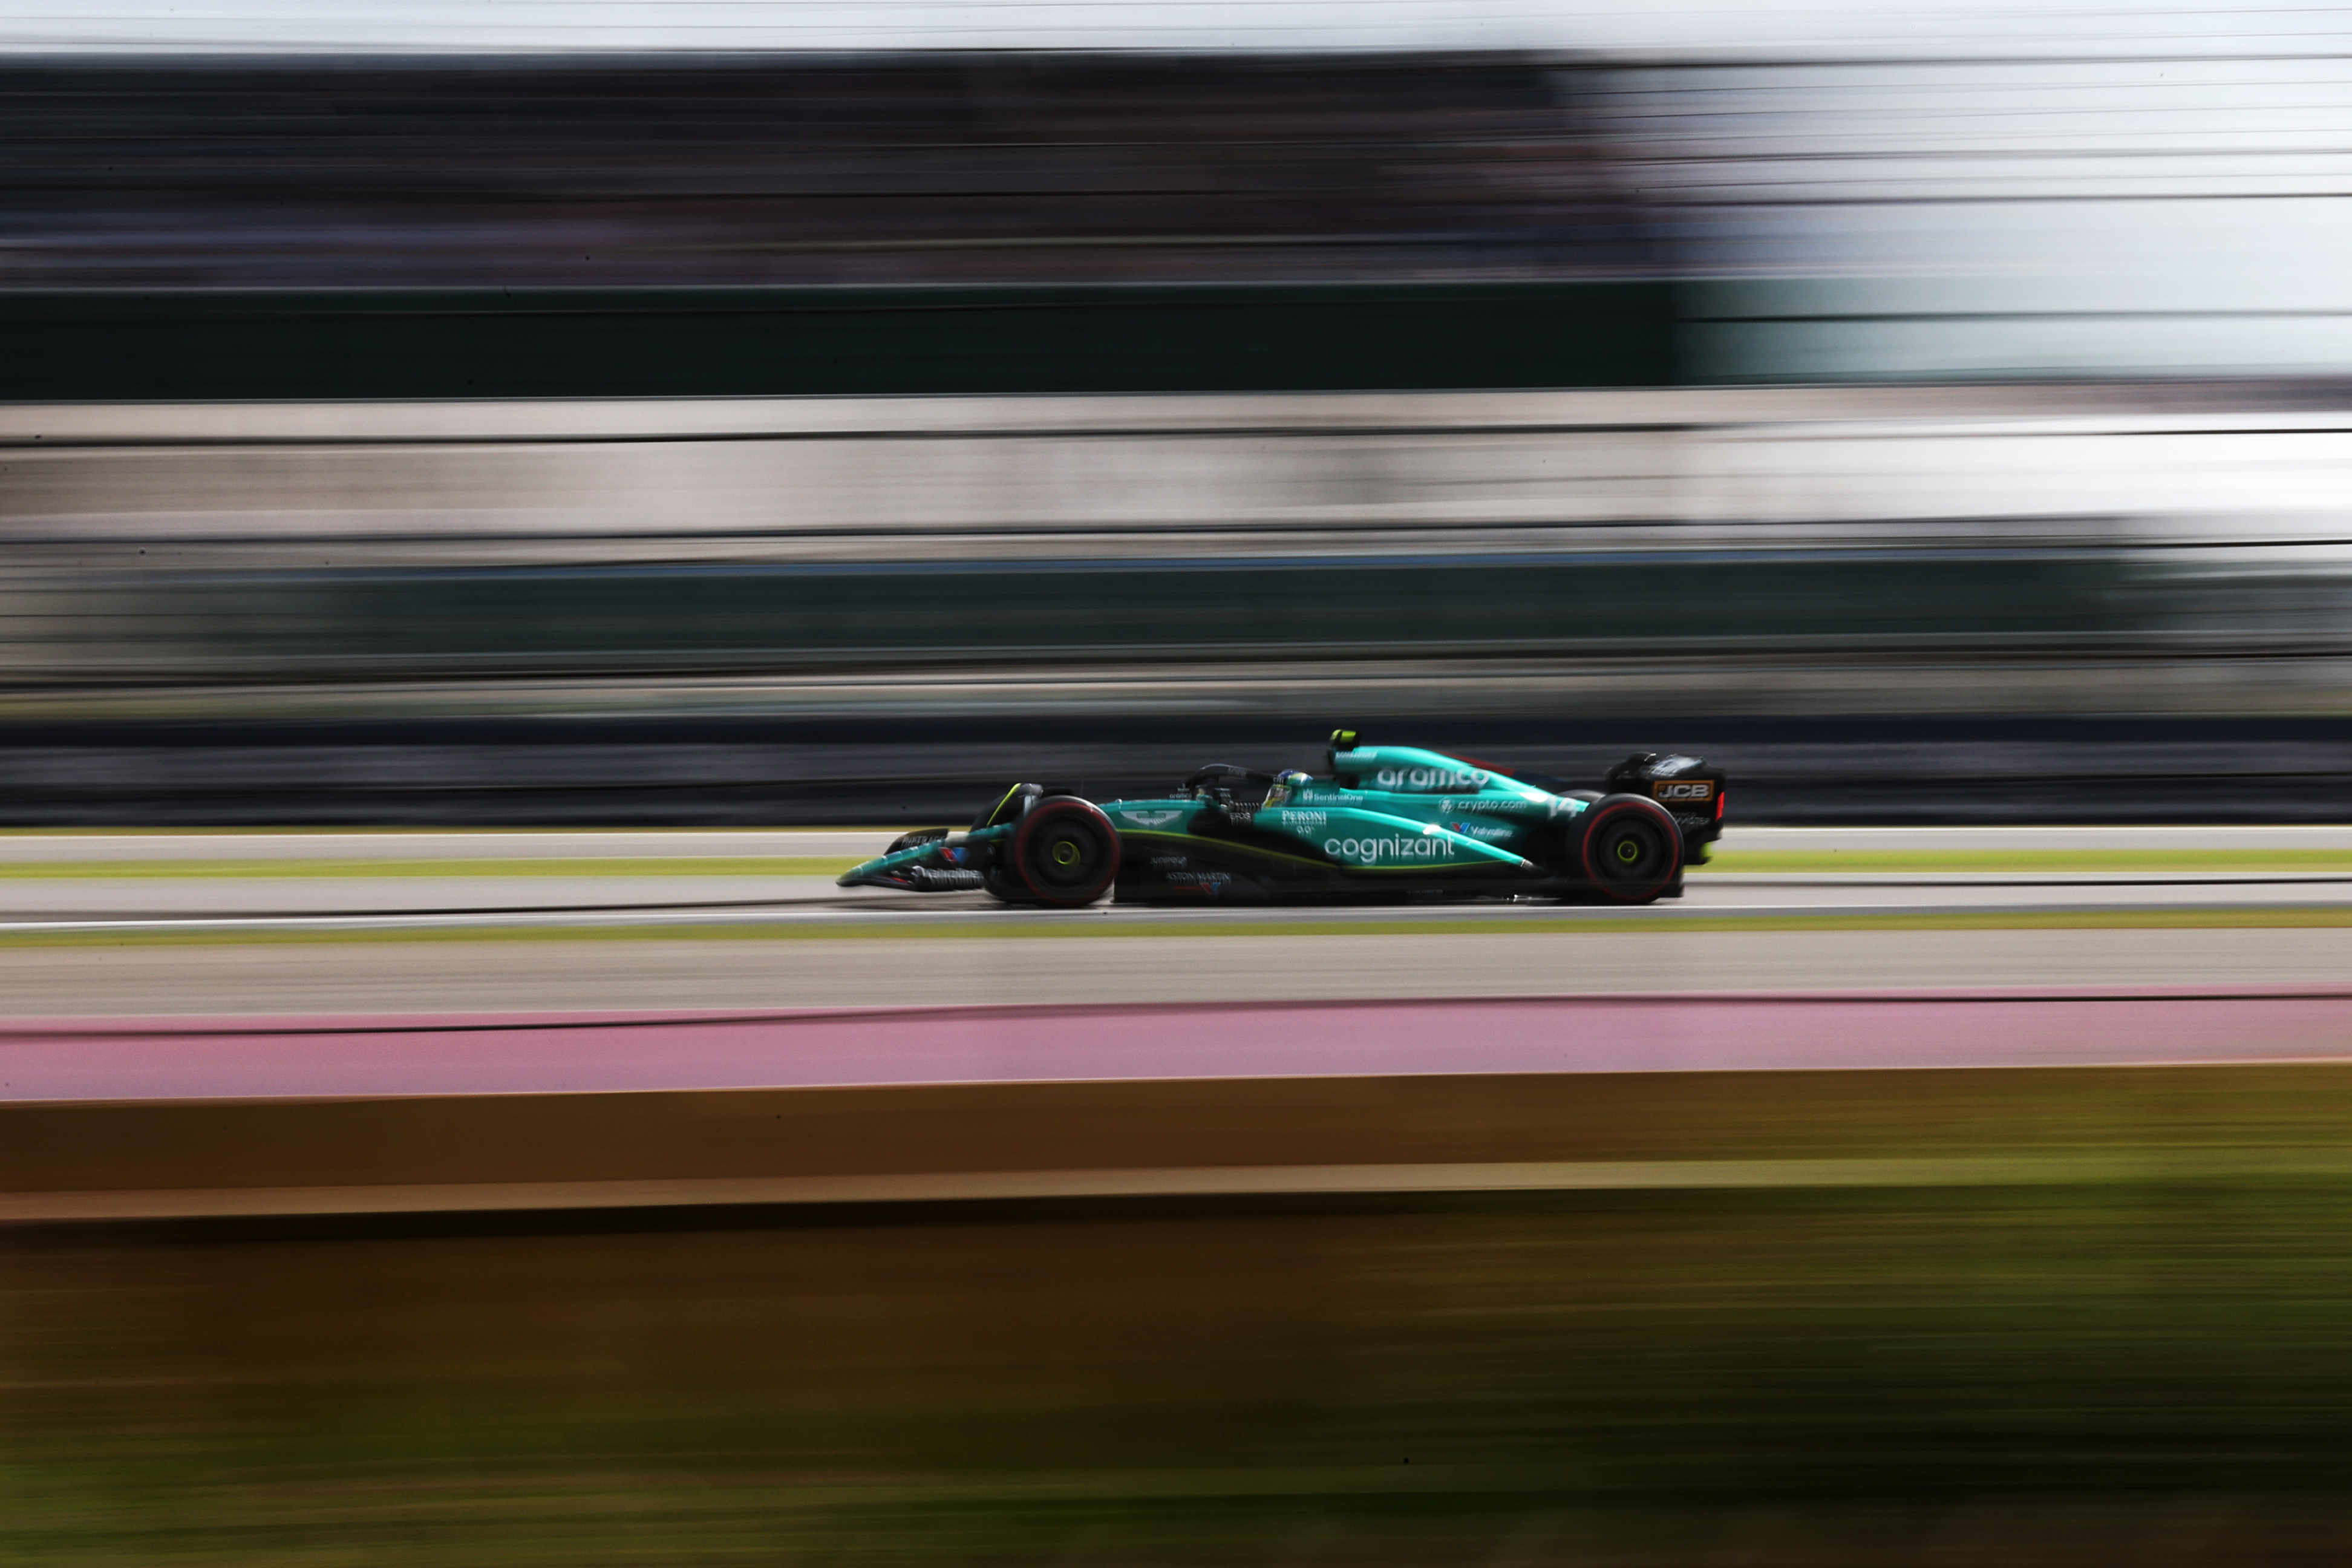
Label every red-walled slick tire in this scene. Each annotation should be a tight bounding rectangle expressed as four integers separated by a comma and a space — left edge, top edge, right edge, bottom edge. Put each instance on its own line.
1575, 794, 1683, 904
1012, 797, 1122, 907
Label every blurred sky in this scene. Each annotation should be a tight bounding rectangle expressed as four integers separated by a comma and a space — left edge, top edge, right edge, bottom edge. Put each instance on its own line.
2, 0, 2348, 56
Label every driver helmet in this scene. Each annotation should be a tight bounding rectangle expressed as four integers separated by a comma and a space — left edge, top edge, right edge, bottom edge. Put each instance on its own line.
1265, 768, 1312, 806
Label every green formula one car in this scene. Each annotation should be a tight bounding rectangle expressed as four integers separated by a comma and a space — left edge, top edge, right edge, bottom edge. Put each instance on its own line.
839, 730, 1725, 907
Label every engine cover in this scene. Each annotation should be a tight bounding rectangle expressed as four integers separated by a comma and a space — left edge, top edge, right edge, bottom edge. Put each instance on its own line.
1603, 753, 1728, 848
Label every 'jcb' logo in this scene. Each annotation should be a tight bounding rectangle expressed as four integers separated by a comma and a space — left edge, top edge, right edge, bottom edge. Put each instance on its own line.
1655, 781, 1713, 800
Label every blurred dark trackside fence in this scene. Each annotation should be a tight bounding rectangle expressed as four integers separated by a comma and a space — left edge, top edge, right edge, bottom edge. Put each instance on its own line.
6, 714, 2352, 826
28, 553, 2145, 672
0, 285, 1677, 401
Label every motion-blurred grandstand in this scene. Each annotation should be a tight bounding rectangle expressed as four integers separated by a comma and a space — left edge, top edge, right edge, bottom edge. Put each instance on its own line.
1, 55, 1647, 289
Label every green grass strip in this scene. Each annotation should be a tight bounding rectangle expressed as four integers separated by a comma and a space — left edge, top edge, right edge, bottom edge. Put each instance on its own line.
5, 903, 2352, 948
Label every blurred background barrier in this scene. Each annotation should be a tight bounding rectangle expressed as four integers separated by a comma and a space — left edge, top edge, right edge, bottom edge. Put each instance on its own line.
8, 385, 2352, 819
11, 715, 2352, 825
5, 51, 2352, 822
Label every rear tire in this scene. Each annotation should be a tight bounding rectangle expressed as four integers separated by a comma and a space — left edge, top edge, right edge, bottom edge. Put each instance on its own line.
1575, 794, 1683, 904
1011, 797, 1122, 908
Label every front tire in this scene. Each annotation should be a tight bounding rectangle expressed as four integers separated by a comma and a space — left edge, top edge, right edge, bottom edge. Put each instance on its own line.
1575, 794, 1683, 904
1011, 797, 1122, 907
